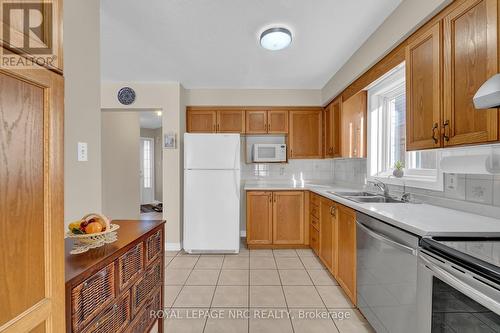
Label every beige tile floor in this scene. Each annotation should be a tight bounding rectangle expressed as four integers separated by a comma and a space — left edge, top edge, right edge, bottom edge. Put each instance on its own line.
163, 241, 374, 333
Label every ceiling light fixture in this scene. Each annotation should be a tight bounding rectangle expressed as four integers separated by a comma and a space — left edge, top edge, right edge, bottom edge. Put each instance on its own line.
260, 27, 292, 51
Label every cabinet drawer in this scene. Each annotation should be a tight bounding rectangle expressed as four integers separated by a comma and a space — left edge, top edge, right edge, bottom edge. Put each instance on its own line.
126, 308, 148, 333
118, 243, 144, 291
131, 259, 162, 314
71, 263, 116, 332
311, 216, 320, 231
310, 203, 319, 219
146, 230, 162, 265
310, 193, 320, 206
82, 290, 131, 333
310, 225, 319, 255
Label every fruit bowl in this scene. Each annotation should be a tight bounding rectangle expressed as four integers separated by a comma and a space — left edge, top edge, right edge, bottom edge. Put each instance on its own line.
66, 224, 120, 254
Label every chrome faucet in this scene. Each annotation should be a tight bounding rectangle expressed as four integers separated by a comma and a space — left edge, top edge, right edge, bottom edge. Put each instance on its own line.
369, 179, 389, 197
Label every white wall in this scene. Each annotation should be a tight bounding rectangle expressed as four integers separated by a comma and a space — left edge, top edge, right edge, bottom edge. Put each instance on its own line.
186, 89, 322, 106
64, 0, 101, 226
321, 0, 451, 104
101, 82, 184, 250
102, 112, 141, 219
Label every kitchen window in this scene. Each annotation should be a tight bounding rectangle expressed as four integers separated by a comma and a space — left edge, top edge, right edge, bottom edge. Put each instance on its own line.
367, 63, 443, 190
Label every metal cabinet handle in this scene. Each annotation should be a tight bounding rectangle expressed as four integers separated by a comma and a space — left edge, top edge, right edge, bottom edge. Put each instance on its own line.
269, 194, 272, 203
442, 120, 450, 141
330, 206, 336, 217
432, 123, 438, 144
356, 221, 416, 255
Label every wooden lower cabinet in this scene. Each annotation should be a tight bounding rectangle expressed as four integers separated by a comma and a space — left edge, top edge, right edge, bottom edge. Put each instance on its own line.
246, 191, 273, 245
337, 205, 357, 305
273, 191, 305, 244
246, 190, 306, 247
319, 197, 337, 274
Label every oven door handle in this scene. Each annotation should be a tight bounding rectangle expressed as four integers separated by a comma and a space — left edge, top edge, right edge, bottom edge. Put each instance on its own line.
420, 254, 500, 315
356, 221, 417, 255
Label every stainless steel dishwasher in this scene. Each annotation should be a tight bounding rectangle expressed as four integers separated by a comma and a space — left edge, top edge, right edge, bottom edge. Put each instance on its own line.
356, 212, 419, 333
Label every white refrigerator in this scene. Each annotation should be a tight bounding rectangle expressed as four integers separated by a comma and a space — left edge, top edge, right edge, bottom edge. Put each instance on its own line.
183, 133, 241, 253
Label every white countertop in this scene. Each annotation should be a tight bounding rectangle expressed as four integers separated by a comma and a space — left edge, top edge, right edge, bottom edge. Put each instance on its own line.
244, 181, 500, 237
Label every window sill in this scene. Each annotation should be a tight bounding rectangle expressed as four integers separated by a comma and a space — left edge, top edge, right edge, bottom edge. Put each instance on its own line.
368, 172, 443, 191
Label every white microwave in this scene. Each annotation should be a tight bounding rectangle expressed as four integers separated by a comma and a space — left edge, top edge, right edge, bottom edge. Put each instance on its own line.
252, 144, 287, 162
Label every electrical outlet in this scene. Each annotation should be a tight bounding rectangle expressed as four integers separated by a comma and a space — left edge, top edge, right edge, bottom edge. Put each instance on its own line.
77, 142, 88, 161
446, 173, 457, 191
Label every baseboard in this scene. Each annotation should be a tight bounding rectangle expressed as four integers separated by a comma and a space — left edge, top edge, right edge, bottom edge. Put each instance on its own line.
240, 230, 246, 237
166, 242, 181, 251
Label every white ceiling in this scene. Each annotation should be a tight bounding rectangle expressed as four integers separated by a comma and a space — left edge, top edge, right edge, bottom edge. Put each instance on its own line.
140, 112, 162, 129
101, 0, 403, 89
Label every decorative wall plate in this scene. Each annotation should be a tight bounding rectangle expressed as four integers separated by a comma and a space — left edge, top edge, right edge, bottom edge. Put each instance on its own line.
117, 87, 136, 105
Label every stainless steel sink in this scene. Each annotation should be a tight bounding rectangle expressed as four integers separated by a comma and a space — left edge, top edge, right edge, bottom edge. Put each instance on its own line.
349, 196, 404, 203
328, 191, 378, 197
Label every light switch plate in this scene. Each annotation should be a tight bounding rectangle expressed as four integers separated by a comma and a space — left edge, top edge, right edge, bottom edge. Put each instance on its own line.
77, 142, 88, 161
446, 173, 458, 191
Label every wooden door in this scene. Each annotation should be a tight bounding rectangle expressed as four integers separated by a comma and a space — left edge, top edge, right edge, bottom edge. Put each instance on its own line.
319, 198, 336, 273
406, 23, 443, 150
217, 110, 245, 133
0, 65, 65, 332
289, 109, 323, 159
337, 205, 357, 305
443, 0, 498, 146
268, 110, 288, 133
272, 191, 304, 245
341, 91, 367, 158
245, 110, 268, 134
187, 109, 217, 133
0, 0, 63, 72
246, 191, 273, 245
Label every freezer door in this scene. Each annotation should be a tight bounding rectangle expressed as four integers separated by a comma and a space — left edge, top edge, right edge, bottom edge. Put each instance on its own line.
184, 169, 240, 253
184, 133, 240, 170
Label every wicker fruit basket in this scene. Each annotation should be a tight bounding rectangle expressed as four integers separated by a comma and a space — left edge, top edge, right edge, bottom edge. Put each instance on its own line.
66, 213, 120, 254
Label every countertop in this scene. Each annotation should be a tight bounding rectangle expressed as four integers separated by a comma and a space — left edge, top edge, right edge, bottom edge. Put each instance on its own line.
65, 220, 165, 283
244, 181, 500, 237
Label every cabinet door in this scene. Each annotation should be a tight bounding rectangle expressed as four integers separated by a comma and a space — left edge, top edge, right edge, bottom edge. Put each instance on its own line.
0, 65, 65, 331
246, 191, 273, 245
0, 0, 63, 72
246, 110, 268, 134
187, 109, 217, 133
273, 191, 304, 245
406, 23, 442, 150
319, 198, 337, 274
341, 91, 367, 158
289, 109, 323, 159
268, 110, 288, 133
324, 105, 334, 157
337, 205, 357, 305
443, 0, 498, 146
332, 98, 342, 157
217, 110, 245, 133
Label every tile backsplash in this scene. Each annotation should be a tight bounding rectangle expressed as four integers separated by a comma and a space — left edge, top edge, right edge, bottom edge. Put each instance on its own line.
241, 159, 334, 182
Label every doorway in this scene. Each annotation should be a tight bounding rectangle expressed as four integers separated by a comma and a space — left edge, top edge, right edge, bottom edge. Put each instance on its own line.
140, 137, 155, 204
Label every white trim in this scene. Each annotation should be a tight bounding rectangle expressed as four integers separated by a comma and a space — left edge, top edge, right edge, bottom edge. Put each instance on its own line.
166, 242, 181, 251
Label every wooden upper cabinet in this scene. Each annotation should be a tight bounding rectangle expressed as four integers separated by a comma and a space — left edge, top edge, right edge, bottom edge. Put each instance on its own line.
272, 191, 304, 245
341, 91, 367, 158
246, 191, 273, 245
217, 110, 245, 133
443, 0, 498, 146
319, 198, 337, 273
246, 110, 268, 134
187, 109, 217, 133
0, 65, 65, 332
289, 109, 323, 159
337, 205, 357, 306
406, 23, 443, 150
324, 99, 341, 158
268, 110, 288, 133
0, 0, 63, 72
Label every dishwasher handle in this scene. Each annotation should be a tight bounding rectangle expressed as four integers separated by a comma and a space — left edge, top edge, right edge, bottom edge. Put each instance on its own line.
356, 221, 417, 256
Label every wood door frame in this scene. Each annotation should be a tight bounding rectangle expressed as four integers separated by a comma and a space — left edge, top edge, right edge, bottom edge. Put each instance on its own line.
406, 22, 443, 150
0, 65, 65, 332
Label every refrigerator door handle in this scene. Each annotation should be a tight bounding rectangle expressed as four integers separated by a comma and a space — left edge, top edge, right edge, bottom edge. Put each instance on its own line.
234, 170, 240, 200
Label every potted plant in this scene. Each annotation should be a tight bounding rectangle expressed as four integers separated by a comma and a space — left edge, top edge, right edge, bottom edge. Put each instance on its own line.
393, 161, 404, 178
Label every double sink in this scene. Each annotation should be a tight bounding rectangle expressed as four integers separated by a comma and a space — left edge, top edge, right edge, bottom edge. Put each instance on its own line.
328, 191, 405, 203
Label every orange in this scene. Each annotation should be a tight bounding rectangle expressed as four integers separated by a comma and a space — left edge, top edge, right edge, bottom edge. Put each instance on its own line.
85, 222, 103, 234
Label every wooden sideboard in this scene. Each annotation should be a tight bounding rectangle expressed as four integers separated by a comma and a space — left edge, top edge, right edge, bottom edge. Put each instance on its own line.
65, 220, 165, 333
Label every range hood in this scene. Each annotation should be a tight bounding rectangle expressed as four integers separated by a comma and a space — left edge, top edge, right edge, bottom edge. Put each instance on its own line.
473, 74, 500, 108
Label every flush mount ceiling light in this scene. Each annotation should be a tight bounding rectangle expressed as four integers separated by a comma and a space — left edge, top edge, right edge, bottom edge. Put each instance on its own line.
260, 27, 292, 51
